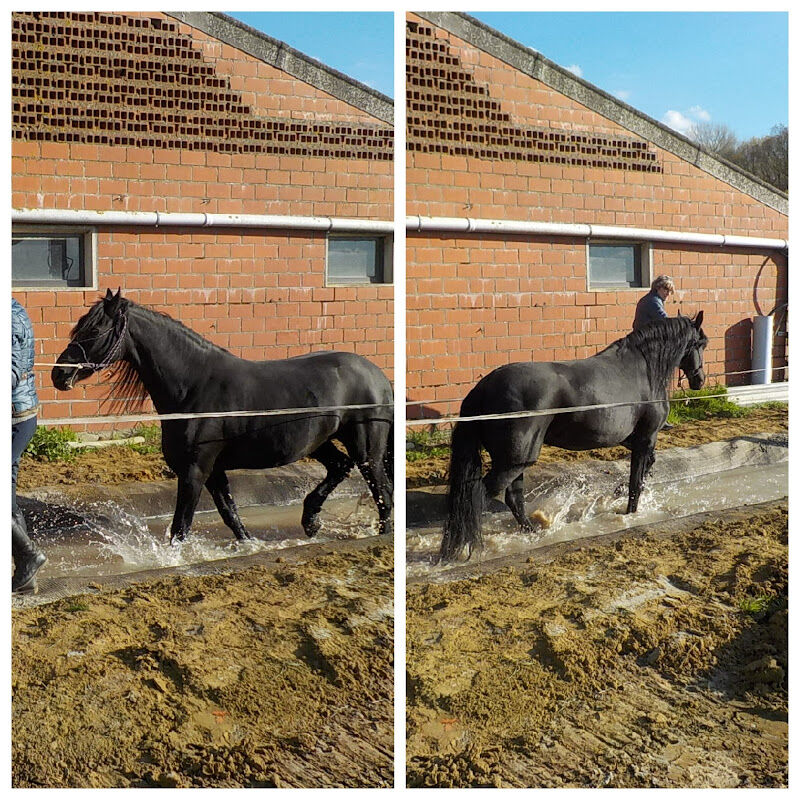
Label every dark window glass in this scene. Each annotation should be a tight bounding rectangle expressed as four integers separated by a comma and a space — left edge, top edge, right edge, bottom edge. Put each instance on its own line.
589, 243, 642, 288
12, 232, 87, 287
327, 237, 385, 285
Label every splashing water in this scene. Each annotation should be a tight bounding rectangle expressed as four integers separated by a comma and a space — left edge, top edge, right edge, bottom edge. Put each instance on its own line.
33, 492, 382, 581
407, 460, 788, 579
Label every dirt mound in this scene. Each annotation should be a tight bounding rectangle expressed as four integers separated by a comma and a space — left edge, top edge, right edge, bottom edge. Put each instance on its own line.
18, 447, 173, 490
407, 406, 788, 487
406, 502, 787, 788
13, 545, 393, 788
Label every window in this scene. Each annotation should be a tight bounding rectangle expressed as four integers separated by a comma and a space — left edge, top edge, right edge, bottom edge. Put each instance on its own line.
327, 236, 391, 285
588, 242, 649, 289
12, 228, 95, 288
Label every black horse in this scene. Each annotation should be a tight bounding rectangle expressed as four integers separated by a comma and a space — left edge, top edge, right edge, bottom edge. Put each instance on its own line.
52, 290, 393, 543
440, 313, 707, 562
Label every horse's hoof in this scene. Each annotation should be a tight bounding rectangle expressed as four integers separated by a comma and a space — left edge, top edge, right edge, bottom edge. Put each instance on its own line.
302, 517, 321, 538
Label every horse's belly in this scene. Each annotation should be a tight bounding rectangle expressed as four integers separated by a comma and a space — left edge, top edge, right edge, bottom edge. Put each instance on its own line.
544, 411, 635, 451
217, 418, 336, 470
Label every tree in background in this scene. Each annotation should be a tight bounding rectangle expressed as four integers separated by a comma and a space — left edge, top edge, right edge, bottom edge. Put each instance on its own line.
689, 122, 788, 193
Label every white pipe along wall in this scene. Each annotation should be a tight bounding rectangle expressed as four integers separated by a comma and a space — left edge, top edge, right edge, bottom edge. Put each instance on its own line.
12, 208, 394, 234
406, 215, 788, 251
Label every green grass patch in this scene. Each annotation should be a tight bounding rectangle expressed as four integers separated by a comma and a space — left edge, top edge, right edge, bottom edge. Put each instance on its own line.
667, 385, 749, 423
406, 427, 452, 463
126, 423, 162, 455
24, 426, 79, 462
737, 594, 773, 616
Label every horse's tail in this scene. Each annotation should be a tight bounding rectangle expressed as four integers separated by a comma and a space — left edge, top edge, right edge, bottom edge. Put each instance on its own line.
439, 420, 484, 563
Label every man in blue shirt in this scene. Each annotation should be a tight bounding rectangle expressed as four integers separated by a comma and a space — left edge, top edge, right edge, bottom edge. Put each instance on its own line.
12, 297, 46, 593
633, 275, 675, 331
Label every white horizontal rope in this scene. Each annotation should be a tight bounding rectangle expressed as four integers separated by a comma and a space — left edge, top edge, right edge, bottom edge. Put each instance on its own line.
404, 389, 788, 428
404, 366, 788, 414
37, 402, 392, 428
33, 384, 787, 431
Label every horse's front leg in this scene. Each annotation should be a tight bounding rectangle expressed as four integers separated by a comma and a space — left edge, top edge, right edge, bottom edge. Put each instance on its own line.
627, 441, 656, 514
170, 464, 208, 544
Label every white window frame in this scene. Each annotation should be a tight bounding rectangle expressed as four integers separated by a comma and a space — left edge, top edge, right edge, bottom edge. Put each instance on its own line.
586, 240, 652, 291
12, 225, 97, 291
325, 234, 393, 287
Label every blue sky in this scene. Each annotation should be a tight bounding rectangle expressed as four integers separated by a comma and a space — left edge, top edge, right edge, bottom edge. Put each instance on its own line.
228, 11, 786, 143
472, 12, 787, 141
228, 12, 394, 98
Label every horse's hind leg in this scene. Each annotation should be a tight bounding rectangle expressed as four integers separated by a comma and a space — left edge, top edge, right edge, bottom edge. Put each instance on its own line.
504, 473, 537, 532
341, 422, 393, 535
484, 466, 526, 520
206, 467, 251, 541
302, 441, 354, 537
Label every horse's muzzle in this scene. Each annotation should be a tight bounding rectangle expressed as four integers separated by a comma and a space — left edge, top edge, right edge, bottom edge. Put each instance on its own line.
52, 363, 93, 391
687, 369, 706, 391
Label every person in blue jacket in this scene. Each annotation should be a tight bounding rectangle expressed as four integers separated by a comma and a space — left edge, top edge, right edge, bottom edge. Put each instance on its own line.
12, 298, 46, 593
632, 275, 677, 430
633, 275, 675, 331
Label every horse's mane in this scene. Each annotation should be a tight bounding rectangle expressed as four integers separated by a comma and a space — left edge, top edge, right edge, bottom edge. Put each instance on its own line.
616, 316, 698, 390
81, 297, 232, 415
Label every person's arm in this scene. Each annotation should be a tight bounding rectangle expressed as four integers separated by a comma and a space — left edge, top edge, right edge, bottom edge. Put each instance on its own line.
652, 294, 668, 319
11, 311, 27, 391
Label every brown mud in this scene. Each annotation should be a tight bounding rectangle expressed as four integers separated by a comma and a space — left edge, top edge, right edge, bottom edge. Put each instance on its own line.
406, 502, 787, 788
407, 406, 788, 487
18, 447, 173, 490
13, 545, 393, 788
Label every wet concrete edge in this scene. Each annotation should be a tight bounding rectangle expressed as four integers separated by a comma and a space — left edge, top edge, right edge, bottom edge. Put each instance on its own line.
20, 460, 369, 519
407, 499, 787, 586
13, 531, 394, 610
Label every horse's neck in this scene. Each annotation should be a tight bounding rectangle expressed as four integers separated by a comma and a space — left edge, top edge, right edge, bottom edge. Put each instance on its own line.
125, 306, 223, 411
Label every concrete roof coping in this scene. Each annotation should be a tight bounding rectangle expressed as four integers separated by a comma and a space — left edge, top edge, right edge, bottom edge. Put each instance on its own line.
166, 11, 393, 125
416, 12, 787, 216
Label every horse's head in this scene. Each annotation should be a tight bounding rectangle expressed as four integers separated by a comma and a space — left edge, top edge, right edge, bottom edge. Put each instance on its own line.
678, 310, 708, 390
52, 288, 130, 391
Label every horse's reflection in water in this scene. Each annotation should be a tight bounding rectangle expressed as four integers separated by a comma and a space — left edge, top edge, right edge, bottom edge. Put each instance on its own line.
440, 313, 707, 562
52, 290, 393, 544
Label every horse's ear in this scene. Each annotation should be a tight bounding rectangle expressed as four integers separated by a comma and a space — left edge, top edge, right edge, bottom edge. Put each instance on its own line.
694, 310, 704, 329
103, 287, 124, 317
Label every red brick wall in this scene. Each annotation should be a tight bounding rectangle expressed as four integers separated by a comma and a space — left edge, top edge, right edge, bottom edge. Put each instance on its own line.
12, 12, 394, 424
406, 14, 788, 413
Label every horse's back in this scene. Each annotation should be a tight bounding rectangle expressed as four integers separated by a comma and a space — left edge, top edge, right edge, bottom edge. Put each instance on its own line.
465, 350, 643, 415
222, 350, 393, 412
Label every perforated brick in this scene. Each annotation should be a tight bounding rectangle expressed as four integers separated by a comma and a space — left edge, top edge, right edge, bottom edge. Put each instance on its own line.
12, 12, 393, 161
407, 19, 660, 172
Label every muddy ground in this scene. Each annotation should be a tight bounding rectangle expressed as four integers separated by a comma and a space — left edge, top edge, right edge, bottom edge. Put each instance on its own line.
406, 501, 787, 788
407, 406, 788, 486
13, 544, 393, 788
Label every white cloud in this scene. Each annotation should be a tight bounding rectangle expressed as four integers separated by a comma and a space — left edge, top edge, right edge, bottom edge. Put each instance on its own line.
662, 105, 712, 135
614, 89, 631, 101
565, 64, 583, 78
689, 105, 711, 122
662, 110, 694, 134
